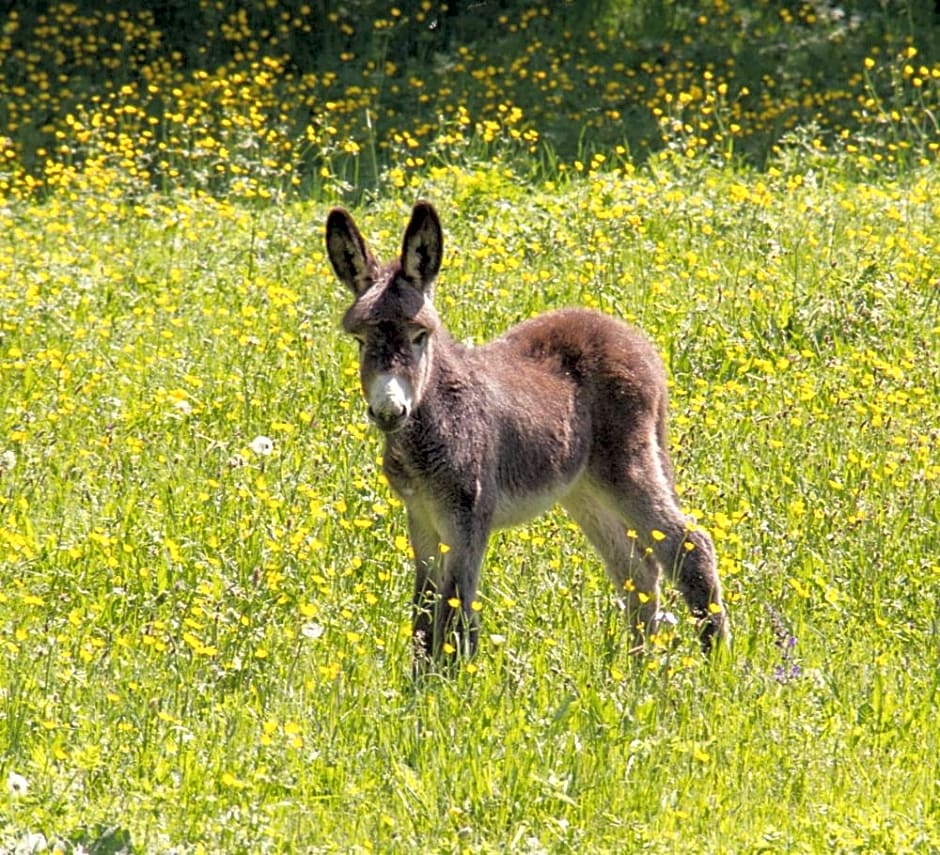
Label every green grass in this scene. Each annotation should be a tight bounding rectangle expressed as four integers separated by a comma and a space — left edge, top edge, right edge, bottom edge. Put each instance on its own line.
2, 161, 938, 852
1, 1, 939, 852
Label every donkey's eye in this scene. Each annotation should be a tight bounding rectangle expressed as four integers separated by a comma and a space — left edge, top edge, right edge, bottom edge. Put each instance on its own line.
410, 329, 429, 348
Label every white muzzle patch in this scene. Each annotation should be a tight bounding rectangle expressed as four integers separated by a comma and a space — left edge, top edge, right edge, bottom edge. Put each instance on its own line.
366, 373, 413, 432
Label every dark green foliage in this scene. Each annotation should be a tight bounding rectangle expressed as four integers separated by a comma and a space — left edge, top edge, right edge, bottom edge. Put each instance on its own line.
1, 0, 936, 184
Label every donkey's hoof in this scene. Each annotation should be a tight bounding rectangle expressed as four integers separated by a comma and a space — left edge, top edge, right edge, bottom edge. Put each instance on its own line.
698, 613, 731, 657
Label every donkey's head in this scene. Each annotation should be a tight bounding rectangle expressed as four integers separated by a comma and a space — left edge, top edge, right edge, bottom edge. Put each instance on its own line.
326, 201, 444, 434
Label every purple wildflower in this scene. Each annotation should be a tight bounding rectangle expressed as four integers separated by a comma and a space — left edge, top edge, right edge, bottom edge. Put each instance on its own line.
768, 606, 801, 684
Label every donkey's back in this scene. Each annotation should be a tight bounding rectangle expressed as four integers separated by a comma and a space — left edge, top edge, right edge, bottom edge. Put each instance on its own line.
492, 306, 670, 430
464, 307, 672, 518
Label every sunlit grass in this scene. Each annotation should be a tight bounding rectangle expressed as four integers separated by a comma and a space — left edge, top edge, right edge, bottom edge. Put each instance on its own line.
1, 1, 939, 851
2, 153, 938, 849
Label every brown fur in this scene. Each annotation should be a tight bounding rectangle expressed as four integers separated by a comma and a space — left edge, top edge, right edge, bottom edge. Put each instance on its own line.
326, 201, 728, 669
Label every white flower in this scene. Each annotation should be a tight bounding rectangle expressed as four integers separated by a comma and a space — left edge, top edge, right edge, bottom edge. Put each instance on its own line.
301, 621, 325, 640
654, 610, 679, 627
7, 770, 28, 797
249, 435, 274, 457
14, 831, 47, 853
0, 449, 15, 472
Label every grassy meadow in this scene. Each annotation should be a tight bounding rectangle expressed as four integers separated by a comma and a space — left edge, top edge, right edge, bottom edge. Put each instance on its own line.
1, 1, 939, 852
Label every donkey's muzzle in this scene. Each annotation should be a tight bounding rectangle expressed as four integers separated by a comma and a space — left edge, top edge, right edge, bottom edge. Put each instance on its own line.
366, 373, 413, 434
368, 403, 409, 434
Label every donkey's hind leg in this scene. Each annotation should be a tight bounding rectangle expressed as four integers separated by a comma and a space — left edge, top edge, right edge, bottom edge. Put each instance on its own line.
650, 518, 726, 652
562, 490, 663, 648
613, 470, 727, 653
591, 419, 728, 653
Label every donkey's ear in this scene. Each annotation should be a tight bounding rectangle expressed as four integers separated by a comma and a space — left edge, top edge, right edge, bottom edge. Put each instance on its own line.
400, 200, 443, 293
326, 207, 376, 295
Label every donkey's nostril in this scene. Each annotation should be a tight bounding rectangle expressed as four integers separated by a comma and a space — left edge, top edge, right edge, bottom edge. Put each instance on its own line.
373, 398, 405, 417
369, 402, 405, 419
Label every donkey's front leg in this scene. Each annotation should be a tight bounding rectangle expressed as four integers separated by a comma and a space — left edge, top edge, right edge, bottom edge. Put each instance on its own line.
407, 511, 442, 671
431, 519, 490, 663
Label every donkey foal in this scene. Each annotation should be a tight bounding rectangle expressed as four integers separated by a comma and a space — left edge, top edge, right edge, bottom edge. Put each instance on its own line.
326, 201, 728, 669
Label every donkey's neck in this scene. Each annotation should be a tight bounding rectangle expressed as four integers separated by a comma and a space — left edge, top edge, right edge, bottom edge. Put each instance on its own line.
410, 331, 475, 426
381, 330, 482, 469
